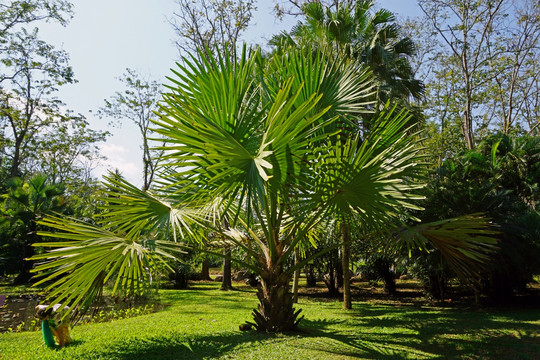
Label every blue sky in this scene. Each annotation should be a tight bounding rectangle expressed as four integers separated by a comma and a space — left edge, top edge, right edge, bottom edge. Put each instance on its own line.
39, 0, 421, 186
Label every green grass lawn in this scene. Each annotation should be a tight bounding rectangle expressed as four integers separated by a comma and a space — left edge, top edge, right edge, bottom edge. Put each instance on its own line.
1, 282, 539, 360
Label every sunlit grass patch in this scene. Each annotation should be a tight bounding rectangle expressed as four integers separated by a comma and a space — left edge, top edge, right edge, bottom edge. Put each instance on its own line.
1, 282, 539, 359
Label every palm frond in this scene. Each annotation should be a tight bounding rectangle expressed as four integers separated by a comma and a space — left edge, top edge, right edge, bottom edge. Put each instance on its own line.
393, 214, 499, 282
265, 47, 377, 119
309, 103, 426, 227
154, 47, 339, 220
30, 216, 186, 320
98, 172, 201, 241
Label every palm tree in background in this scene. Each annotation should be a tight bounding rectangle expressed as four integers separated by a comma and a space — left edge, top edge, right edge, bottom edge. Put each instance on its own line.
271, 0, 424, 104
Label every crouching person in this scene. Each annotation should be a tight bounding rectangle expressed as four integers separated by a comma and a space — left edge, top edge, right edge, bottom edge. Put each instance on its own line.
35, 304, 72, 348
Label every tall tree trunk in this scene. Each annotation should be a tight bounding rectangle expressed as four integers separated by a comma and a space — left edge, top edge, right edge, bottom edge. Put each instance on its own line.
341, 222, 352, 310
461, 7, 475, 151
292, 247, 300, 303
463, 95, 475, 150
250, 264, 303, 332
322, 249, 340, 295
200, 257, 211, 281
141, 135, 154, 191
10, 136, 23, 178
220, 246, 232, 290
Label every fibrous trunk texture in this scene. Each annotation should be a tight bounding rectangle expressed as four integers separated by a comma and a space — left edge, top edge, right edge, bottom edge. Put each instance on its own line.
250, 268, 303, 332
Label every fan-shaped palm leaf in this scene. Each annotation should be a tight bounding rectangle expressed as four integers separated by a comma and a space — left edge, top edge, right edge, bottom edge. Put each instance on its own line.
31, 216, 187, 320
392, 214, 499, 282
98, 172, 201, 241
310, 103, 425, 224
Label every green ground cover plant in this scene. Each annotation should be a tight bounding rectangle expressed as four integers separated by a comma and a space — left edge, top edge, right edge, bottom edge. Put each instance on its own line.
1, 282, 538, 360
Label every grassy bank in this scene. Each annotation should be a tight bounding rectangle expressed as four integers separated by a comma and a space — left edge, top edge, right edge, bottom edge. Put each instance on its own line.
1, 282, 539, 359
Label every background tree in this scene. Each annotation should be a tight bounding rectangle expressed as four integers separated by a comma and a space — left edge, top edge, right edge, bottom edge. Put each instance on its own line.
0, 0, 108, 284
270, 0, 424, 309
417, 0, 540, 149
419, 134, 540, 303
418, 0, 506, 149
272, 0, 355, 18
0, 1, 72, 35
484, 0, 540, 135
0, 26, 74, 178
27, 114, 108, 188
0, 175, 68, 283
98, 68, 162, 190
271, 0, 424, 106
0, 0, 73, 82
0, 0, 107, 181
170, 0, 256, 61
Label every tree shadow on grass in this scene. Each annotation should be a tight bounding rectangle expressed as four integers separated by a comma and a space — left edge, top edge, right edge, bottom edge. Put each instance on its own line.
99, 323, 423, 360
96, 304, 539, 360
101, 331, 277, 360
298, 305, 540, 360
299, 318, 434, 359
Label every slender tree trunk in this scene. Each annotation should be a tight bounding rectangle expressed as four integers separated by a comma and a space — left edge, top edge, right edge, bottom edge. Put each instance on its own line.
336, 258, 343, 289
306, 264, 317, 286
460, 5, 475, 150
10, 136, 24, 178
322, 249, 340, 295
141, 133, 154, 191
463, 94, 475, 150
341, 222, 352, 310
200, 257, 211, 281
292, 248, 300, 303
220, 247, 232, 290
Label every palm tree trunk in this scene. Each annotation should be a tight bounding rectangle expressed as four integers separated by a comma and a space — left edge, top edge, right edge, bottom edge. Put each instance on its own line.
250, 264, 303, 332
341, 222, 352, 309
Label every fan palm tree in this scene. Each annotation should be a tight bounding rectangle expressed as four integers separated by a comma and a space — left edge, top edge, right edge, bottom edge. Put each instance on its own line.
30, 46, 495, 332
271, 0, 424, 103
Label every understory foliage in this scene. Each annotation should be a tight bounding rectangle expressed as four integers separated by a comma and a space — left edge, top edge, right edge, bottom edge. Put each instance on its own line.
420, 134, 540, 302
0, 175, 68, 283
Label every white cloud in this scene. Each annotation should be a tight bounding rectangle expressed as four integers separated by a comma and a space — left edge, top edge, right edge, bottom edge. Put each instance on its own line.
94, 143, 142, 185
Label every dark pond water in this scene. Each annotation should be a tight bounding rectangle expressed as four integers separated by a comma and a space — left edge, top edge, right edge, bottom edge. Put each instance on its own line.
0, 294, 40, 332
0, 294, 164, 333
